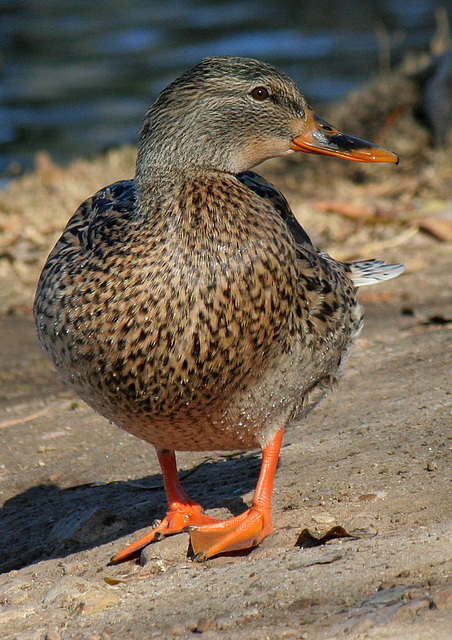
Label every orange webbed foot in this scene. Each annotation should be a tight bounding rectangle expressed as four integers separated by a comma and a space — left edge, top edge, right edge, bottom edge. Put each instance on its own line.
188, 505, 273, 560
189, 429, 284, 560
111, 501, 218, 563
111, 447, 219, 564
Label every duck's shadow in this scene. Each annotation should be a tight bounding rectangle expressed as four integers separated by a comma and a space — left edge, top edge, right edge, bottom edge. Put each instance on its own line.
0, 452, 262, 574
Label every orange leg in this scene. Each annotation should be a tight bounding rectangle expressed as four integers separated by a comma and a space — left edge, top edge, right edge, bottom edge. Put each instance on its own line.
189, 428, 284, 560
111, 428, 284, 563
110, 448, 218, 563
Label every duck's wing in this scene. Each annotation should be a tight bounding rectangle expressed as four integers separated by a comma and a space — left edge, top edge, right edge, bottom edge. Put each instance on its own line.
34, 179, 137, 335
55, 179, 136, 255
237, 170, 314, 247
63, 179, 135, 253
237, 171, 404, 289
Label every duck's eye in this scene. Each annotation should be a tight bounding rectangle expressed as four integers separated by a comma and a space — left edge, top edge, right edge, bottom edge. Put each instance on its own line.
250, 86, 270, 101
320, 123, 333, 132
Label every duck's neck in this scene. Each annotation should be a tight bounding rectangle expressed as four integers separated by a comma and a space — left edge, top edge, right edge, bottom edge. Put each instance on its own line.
133, 166, 259, 252
134, 162, 233, 219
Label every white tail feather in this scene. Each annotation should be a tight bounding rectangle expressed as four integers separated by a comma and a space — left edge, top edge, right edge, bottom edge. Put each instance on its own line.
349, 260, 405, 287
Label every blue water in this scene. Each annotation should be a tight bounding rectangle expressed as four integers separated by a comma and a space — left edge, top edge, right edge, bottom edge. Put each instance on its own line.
0, 0, 450, 176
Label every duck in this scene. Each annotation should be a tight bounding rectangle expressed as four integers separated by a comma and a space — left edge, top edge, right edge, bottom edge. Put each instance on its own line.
34, 56, 403, 563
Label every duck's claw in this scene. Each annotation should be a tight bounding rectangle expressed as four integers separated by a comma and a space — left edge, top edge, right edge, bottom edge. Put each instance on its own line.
110, 502, 218, 564
189, 506, 273, 561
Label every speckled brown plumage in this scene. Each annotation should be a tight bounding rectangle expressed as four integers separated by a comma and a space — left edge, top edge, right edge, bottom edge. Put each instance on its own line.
34, 56, 403, 561
34, 169, 360, 450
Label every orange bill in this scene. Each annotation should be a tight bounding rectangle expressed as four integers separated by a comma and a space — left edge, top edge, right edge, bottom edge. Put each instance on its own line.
291, 110, 399, 163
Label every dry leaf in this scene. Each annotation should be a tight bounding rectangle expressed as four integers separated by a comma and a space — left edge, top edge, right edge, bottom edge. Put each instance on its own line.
295, 525, 353, 548
313, 200, 375, 220
416, 217, 452, 241
295, 524, 377, 548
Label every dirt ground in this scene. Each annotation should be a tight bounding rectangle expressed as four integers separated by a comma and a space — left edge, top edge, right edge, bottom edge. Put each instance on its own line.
1, 71, 452, 639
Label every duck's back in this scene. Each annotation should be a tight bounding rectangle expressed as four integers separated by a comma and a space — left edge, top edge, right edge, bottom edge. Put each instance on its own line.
34, 172, 360, 451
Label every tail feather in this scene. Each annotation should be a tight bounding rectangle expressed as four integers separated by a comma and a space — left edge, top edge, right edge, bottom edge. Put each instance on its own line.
348, 259, 405, 287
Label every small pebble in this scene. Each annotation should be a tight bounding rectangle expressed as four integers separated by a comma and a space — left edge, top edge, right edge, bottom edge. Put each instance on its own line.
45, 633, 62, 640
165, 622, 186, 636
140, 532, 189, 566
102, 626, 114, 635
196, 617, 217, 632
398, 569, 411, 578
391, 597, 431, 622
61, 560, 83, 575
287, 597, 316, 611
311, 512, 335, 525
434, 585, 452, 611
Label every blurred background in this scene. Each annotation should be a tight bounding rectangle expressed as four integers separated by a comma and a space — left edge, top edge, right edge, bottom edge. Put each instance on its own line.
0, 0, 451, 180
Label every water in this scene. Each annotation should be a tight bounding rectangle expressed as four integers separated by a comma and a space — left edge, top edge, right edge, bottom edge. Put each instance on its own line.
0, 0, 450, 177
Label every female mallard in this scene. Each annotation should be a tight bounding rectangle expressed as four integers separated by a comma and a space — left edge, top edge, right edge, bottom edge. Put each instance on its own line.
34, 56, 402, 562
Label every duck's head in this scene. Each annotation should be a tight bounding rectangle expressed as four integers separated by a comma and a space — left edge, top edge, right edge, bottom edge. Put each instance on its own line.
136, 56, 398, 183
